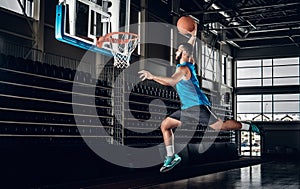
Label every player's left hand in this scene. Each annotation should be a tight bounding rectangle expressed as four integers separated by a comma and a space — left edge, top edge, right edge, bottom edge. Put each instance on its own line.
138, 70, 154, 81
187, 22, 197, 37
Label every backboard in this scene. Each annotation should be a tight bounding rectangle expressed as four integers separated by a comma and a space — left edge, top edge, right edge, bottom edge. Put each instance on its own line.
55, 0, 127, 56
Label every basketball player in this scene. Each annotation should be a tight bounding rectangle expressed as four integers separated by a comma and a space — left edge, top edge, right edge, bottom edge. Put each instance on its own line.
138, 23, 261, 173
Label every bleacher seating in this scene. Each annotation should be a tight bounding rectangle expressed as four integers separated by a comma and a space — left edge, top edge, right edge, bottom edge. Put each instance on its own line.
0, 52, 236, 150
0, 53, 113, 144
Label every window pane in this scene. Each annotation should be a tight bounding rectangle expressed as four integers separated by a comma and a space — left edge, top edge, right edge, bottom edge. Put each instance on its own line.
274, 102, 299, 112
263, 79, 272, 86
237, 67, 261, 78
263, 102, 272, 113
274, 78, 299, 85
262, 114, 273, 121
204, 70, 213, 80
202, 79, 213, 89
0, 0, 35, 18
263, 59, 272, 66
204, 59, 214, 70
226, 58, 232, 86
206, 46, 212, 55
237, 95, 261, 102
273, 57, 299, 66
0, 0, 23, 14
274, 114, 299, 121
237, 114, 262, 121
237, 79, 261, 87
274, 94, 300, 101
263, 67, 272, 77
237, 102, 261, 113
263, 95, 272, 101
274, 66, 299, 77
226, 75, 232, 86
237, 60, 261, 67
222, 58, 225, 84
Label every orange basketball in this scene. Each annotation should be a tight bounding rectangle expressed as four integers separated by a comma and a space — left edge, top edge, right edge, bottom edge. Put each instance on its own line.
96, 36, 107, 48
177, 16, 195, 35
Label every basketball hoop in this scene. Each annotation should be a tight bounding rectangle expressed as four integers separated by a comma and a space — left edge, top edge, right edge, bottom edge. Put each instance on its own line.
97, 32, 139, 69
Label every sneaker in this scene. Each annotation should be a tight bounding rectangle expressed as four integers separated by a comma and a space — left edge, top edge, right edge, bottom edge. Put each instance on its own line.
250, 122, 261, 135
242, 121, 262, 135
160, 154, 181, 173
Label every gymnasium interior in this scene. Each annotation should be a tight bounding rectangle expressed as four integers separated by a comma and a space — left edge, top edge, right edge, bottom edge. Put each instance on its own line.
0, 0, 299, 188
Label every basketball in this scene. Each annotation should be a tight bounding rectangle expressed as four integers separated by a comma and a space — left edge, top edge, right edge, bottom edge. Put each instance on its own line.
96, 36, 106, 48
177, 16, 196, 35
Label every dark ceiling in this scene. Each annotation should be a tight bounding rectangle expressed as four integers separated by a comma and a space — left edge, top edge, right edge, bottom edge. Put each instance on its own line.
178, 0, 300, 50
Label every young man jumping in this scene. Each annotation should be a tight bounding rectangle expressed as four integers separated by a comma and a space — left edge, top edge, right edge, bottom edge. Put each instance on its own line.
138, 24, 260, 172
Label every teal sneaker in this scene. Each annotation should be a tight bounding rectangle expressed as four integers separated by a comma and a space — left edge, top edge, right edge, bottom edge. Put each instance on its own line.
160, 154, 181, 173
250, 122, 261, 135
242, 121, 262, 135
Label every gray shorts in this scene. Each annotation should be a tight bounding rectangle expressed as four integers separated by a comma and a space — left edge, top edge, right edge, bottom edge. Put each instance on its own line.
168, 105, 218, 126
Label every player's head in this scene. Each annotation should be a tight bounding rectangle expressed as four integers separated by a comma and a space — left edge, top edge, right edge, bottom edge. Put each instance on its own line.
175, 42, 193, 61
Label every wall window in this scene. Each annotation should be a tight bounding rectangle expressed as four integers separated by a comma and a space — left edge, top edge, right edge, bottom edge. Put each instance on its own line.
201, 43, 218, 81
0, 0, 35, 18
200, 41, 231, 87
222, 54, 232, 86
236, 57, 300, 122
237, 94, 300, 122
237, 58, 299, 87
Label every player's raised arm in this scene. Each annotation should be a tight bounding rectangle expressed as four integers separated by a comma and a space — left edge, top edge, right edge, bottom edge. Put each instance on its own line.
187, 22, 197, 47
186, 23, 197, 63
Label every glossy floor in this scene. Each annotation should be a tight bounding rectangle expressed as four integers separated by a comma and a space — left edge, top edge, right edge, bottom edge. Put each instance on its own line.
140, 161, 300, 189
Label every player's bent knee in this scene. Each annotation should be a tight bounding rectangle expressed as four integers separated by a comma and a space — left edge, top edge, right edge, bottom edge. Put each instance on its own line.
160, 117, 181, 131
160, 119, 168, 131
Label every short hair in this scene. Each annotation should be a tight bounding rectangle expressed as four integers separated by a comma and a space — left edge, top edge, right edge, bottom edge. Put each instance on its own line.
178, 42, 193, 56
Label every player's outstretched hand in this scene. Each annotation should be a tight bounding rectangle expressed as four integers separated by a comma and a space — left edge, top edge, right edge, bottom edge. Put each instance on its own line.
138, 70, 154, 81
187, 22, 197, 37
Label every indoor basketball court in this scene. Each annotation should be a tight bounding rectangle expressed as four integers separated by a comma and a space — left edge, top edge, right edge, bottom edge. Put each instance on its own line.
0, 0, 299, 188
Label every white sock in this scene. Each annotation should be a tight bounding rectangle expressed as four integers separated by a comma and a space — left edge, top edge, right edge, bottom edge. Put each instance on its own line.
166, 145, 174, 157
241, 122, 250, 130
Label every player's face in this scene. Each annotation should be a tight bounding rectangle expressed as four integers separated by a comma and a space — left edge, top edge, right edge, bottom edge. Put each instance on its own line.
175, 46, 184, 60
175, 47, 183, 65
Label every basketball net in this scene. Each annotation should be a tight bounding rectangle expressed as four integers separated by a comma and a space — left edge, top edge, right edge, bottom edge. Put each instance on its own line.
97, 32, 139, 69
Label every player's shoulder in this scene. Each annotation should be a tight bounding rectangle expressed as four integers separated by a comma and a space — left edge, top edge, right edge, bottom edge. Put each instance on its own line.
177, 64, 189, 70
177, 61, 193, 67
176, 64, 190, 75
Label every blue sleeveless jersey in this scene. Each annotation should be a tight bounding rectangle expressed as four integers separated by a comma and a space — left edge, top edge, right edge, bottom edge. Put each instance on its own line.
175, 62, 211, 110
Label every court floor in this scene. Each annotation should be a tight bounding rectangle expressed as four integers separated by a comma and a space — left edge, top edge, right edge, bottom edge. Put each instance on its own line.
78, 159, 299, 189
139, 160, 300, 189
